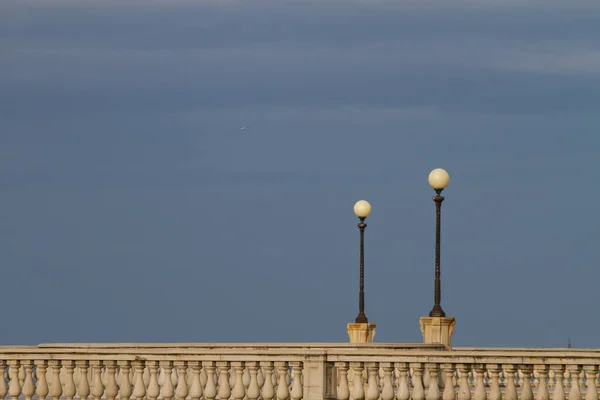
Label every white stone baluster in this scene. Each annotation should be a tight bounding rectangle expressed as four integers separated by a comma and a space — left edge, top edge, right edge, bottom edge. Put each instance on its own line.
63, 361, 77, 400
276, 362, 290, 400
258, 367, 265, 392
441, 364, 455, 400
172, 367, 179, 389
487, 365, 501, 400
160, 361, 175, 400
246, 362, 260, 400
22, 361, 35, 400
535, 365, 549, 400
231, 362, 246, 400
90, 361, 104, 400
49, 360, 62, 400
174, 361, 189, 400
132, 361, 146, 400
146, 361, 160, 400
456, 364, 471, 400
8, 360, 21, 400
365, 363, 379, 400
427, 364, 441, 400
0, 361, 7, 400
551, 366, 566, 400
412, 363, 426, 400
118, 361, 132, 400
35, 361, 49, 400
502, 366, 517, 400
351, 363, 365, 400
424, 366, 431, 392
18, 365, 25, 390
203, 362, 217, 400
584, 366, 599, 400
261, 362, 276, 400
336, 362, 350, 400
395, 363, 410, 400
104, 361, 118, 400
290, 362, 303, 400
217, 362, 232, 400
380, 363, 394, 400
188, 362, 202, 400
568, 366, 582, 400
520, 366, 533, 400
473, 365, 485, 400
243, 367, 251, 392
78, 361, 91, 400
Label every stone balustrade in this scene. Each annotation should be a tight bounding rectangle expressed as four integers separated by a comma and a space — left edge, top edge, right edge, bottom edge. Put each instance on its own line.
0, 343, 599, 400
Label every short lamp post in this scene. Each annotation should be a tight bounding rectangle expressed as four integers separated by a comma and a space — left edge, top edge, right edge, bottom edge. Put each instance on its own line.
420, 168, 455, 349
347, 200, 376, 343
428, 168, 449, 317
353, 200, 371, 323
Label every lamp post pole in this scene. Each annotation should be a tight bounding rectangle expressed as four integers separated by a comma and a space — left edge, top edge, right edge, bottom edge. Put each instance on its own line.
353, 200, 371, 324
427, 169, 450, 318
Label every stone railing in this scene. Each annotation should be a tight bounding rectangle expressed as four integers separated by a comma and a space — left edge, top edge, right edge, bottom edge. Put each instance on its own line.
0, 343, 599, 400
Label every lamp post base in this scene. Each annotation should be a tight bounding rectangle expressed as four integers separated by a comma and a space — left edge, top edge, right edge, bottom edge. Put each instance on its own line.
419, 316, 455, 349
347, 322, 376, 344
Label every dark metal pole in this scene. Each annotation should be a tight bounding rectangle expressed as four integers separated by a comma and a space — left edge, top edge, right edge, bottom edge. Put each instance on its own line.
429, 189, 446, 317
355, 217, 368, 323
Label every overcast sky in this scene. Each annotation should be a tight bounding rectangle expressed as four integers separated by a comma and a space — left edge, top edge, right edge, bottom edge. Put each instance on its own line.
1, 0, 599, 348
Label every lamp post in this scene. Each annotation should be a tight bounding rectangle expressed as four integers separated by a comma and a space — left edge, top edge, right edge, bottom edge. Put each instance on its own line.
427, 168, 450, 318
353, 200, 371, 324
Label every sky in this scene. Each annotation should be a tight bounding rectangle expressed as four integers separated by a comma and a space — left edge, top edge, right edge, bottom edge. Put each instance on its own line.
1, 0, 599, 348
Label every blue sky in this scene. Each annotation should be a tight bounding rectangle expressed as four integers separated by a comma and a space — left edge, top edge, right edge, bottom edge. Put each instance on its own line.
1, 0, 599, 347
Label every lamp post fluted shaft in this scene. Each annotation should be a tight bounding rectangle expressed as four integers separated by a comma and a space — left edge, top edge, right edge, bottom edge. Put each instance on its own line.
356, 217, 368, 323
429, 189, 446, 317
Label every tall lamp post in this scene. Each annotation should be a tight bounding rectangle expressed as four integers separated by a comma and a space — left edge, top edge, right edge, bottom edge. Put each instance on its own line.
353, 200, 371, 323
427, 168, 450, 318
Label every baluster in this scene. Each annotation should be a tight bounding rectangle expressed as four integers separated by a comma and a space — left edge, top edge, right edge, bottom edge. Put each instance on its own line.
336, 362, 350, 400
172, 367, 178, 390
187, 362, 202, 400
365, 363, 379, 400
395, 363, 410, 400
244, 362, 259, 400
0, 362, 7, 400
62, 360, 77, 400
173, 361, 188, 400
203, 362, 217, 400
90, 361, 104, 400
584, 366, 598, 400
103, 361, 118, 400
146, 361, 160, 400
350, 363, 365, 400
35, 361, 49, 400
568, 366, 583, 400
260, 362, 275, 400
8, 360, 21, 400
424, 366, 431, 391
487, 365, 501, 400
118, 361, 132, 400
473, 365, 486, 400
160, 361, 175, 400
276, 362, 290, 400
502, 365, 517, 400
456, 364, 471, 400
132, 360, 146, 400
18, 365, 25, 389
412, 363, 426, 400
551, 366, 566, 400
520, 366, 533, 400
21, 361, 35, 400
290, 362, 303, 400
231, 362, 246, 400
48, 360, 62, 400
441, 364, 455, 400
244, 367, 251, 392
535, 365, 549, 400
217, 362, 232, 400
379, 363, 394, 400
78, 361, 91, 400
426, 364, 441, 400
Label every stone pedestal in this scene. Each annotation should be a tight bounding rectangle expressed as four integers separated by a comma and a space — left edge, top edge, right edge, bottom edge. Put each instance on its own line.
419, 317, 455, 348
347, 323, 376, 344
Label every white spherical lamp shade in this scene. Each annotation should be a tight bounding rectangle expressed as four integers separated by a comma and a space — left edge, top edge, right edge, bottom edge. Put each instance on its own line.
353, 200, 372, 218
428, 168, 450, 190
